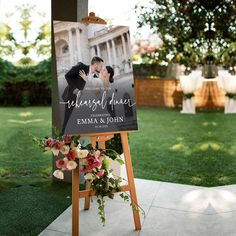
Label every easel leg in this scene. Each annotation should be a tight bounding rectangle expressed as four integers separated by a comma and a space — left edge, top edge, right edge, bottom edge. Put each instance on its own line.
84, 138, 97, 210
84, 180, 91, 210
72, 166, 79, 236
121, 133, 141, 230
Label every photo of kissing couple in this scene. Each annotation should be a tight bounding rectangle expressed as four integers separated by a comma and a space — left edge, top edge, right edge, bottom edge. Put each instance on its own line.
54, 21, 137, 135
61, 56, 114, 133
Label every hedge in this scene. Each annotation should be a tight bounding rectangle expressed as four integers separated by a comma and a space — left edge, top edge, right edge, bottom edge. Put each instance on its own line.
0, 58, 51, 106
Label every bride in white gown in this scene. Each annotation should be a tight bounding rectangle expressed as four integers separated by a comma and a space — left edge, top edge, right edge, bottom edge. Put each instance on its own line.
79, 65, 114, 90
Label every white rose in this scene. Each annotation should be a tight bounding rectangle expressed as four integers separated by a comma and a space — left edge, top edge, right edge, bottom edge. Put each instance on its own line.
53, 170, 64, 179
61, 145, 70, 155
66, 160, 78, 170
52, 148, 60, 156
77, 149, 89, 158
84, 173, 94, 180
77, 142, 81, 149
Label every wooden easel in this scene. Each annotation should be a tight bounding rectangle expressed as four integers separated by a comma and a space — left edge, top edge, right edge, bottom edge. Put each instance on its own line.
71, 13, 141, 236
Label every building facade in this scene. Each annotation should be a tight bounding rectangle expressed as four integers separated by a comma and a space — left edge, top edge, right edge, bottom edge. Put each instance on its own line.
53, 21, 132, 78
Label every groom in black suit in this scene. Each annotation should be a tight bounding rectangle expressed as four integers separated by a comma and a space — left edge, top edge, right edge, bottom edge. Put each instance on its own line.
61, 56, 104, 133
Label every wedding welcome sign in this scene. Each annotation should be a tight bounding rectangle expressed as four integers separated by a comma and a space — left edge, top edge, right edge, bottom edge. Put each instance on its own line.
53, 21, 138, 134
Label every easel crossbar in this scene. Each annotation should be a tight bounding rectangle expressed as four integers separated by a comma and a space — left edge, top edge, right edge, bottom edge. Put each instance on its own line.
79, 184, 130, 198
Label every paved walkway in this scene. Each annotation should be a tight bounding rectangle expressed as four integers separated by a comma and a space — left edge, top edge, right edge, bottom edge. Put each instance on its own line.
39, 178, 236, 236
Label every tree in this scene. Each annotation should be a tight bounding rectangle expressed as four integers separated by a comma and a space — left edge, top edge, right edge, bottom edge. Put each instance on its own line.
0, 4, 51, 65
135, 0, 236, 67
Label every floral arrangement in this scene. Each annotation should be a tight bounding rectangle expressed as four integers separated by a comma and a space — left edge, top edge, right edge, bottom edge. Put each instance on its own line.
226, 92, 236, 100
183, 92, 195, 100
33, 132, 144, 225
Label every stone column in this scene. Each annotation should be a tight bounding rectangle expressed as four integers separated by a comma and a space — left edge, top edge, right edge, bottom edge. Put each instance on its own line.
76, 28, 82, 62
96, 44, 101, 57
126, 32, 130, 52
121, 34, 129, 73
106, 41, 112, 65
90, 45, 96, 58
111, 38, 119, 75
125, 31, 132, 71
68, 29, 74, 66
121, 34, 127, 60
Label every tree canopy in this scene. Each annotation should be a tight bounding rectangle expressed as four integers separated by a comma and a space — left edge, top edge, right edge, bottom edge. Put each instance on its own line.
0, 4, 50, 65
135, 0, 236, 67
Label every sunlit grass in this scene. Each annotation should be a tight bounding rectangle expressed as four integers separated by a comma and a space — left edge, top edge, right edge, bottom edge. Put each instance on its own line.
19, 111, 33, 117
130, 107, 236, 187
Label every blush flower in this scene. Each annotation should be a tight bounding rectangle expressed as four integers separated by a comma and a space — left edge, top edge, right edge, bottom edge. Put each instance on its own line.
77, 149, 89, 158
54, 140, 64, 150
45, 137, 54, 147
62, 157, 69, 170
63, 135, 72, 144
84, 173, 94, 180
53, 170, 64, 179
87, 154, 102, 169
80, 166, 94, 173
66, 149, 78, 160
61, 145, 70, 155
97, 169, 105, 177
66, 160, 77, 170
52, 140, 64, 156
52, 148, 60, 156
56, 159, 67, 169
94, 150, 101, 159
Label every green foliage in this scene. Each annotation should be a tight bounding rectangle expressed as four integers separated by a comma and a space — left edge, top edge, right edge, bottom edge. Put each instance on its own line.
105, 134, 123, 154
0, 58, 15, 90
133, 64, 167, 78
135, 0, 236, 66
183, 93, 194, 100
225, 92, 236, 100
0, 4, 50, 63
0, 58, 51, 106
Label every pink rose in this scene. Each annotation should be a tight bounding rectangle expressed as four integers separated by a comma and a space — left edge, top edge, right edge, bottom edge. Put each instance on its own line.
98, 155, 104, 162
45, 137, 54, 147
66, 149, 77, 161
56, 159, 67, 169
87, 155, 101, 169
54, 140, 64, 150
80, 166, 94, 173
63, 135, 72, 144
97, 169, 105, 177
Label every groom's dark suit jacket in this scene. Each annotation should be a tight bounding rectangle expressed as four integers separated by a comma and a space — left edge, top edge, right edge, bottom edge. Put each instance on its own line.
62, 62, 89, 101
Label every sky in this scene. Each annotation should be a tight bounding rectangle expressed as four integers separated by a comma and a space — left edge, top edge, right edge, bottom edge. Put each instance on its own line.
0, 0, 150, 62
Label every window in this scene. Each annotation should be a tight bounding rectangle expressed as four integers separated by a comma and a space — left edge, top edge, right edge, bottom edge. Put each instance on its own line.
62, 45, 69, 54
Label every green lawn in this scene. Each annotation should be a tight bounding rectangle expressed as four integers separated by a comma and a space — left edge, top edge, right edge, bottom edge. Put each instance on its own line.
130, 107, 236, 187
0, 107, 72, 236
0, 106, 236, 235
